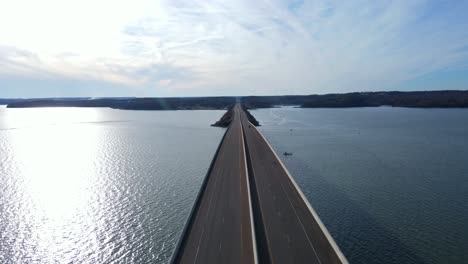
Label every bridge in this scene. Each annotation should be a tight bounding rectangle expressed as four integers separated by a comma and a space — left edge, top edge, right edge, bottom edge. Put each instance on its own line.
171, 104, 348, 264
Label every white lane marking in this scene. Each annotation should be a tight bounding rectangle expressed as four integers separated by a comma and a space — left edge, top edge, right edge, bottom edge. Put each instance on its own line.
245, 117, 349, 264
278, 179, 322, 264
194, 128, 230, 263
240, 112, 275, 264
240, 113, 259, 264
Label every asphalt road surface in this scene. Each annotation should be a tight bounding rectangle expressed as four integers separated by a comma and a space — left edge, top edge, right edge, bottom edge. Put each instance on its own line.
172, 104, 256, 264
240, 108, 347, 264
173, 104, 346, 264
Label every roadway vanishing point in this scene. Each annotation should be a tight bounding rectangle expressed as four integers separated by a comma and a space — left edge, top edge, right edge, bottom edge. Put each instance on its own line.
171, 104, 348, 264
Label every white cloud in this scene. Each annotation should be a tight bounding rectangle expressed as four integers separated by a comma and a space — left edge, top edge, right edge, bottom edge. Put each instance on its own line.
0, 0, 467, 96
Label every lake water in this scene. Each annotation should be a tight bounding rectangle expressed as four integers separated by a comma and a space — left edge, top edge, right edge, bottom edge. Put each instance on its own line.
0, 107, 225, 263
252, 107, 468, 264
1, 106, 467, 263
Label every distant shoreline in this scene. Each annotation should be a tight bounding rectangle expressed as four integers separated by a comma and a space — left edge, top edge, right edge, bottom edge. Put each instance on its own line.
3, 90, 468, 109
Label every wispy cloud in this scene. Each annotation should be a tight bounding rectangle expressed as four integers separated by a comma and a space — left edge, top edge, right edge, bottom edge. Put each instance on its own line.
1, 0, 468, 97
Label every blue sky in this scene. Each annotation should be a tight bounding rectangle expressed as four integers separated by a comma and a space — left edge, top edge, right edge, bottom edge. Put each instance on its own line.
0, 0, 467, 98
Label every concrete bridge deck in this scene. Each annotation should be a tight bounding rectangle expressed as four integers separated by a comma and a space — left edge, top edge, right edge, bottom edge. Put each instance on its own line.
240, 108, 347, 264
171, 104, 256, 264
172, 104, 347, 264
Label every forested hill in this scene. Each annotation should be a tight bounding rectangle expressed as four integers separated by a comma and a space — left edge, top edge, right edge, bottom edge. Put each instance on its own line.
242, 90, 468, 108
5, 90, 468, 109
6, 97, 236, 110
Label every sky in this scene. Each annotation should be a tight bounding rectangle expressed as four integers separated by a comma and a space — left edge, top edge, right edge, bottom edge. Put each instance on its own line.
0, 0, 468, 98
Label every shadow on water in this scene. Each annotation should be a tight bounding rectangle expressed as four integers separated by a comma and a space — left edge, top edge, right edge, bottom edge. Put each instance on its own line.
285, 158, 427, 264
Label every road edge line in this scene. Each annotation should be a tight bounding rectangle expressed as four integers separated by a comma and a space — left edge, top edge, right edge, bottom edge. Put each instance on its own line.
170, 118, 232, 263
247, 120, 349, 264
240, 118, 259, 264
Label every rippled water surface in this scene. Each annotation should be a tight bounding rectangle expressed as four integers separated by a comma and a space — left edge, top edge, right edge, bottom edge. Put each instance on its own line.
0, 107, 225, 263
252, 107, 468, 264
2, 106, 468, 264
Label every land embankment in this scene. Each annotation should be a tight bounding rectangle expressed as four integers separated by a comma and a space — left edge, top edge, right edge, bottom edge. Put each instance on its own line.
212, 104, 260, 127
241, 105, 260, 126
211, 105, 234, 127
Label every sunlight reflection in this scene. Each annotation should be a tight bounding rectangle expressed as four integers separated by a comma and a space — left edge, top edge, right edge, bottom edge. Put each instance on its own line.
8, 108, 103, 261
3, 107, 102, 130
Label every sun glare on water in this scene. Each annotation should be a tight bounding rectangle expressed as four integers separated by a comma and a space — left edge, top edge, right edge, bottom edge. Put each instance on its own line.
4, 108, 107, 262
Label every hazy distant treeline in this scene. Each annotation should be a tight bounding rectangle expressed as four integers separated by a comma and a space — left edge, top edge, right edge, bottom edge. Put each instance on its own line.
4, 90, 468, 109
243, 90, 468, 108
6, 97, 236, 110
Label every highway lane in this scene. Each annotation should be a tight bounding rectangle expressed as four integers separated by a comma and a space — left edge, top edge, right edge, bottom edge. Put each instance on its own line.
240, 109, 348, 264
172, 104, 256, 264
